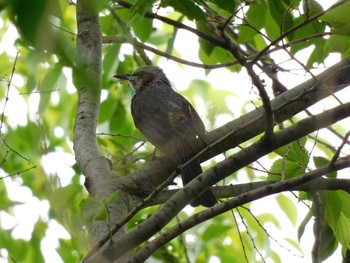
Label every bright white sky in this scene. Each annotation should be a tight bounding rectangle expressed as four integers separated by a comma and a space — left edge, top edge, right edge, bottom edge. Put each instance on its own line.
1, 0, 348, 262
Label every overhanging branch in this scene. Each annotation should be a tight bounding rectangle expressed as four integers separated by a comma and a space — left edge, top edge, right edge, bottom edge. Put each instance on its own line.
90, 101, 350, 261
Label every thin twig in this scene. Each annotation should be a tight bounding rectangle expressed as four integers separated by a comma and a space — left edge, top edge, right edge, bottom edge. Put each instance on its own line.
231, 209, 249, 263
236, 208, 266, 262
330, 130, 350, 165
103, 36, 239, 69
0, 165, 37, 179
2, 139, 31, 163
97, 132, 145, 141
0, 52, 19, 135
241, 206, 303, 258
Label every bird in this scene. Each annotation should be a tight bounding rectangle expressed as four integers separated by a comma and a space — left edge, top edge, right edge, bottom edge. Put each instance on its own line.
114, 65, 217, 207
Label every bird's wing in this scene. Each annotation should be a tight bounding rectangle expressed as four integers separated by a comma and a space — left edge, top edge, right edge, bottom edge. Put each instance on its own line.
131, 96, 178, 153
178, 96, 206, 144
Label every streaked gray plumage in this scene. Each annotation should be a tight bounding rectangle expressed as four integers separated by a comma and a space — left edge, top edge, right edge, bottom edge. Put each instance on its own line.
114, 66, 216, 207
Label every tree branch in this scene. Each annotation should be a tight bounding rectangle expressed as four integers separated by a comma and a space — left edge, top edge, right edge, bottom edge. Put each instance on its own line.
89, 101, 350, 261
151, 178, 350, 204
102, 35, 239, 69
74, 0, 128, 255
119, 58, 350, 198
204, 58, 350, 160
133, 157, 350, 262
114, 0, 228, 49
94, 58, 350, 250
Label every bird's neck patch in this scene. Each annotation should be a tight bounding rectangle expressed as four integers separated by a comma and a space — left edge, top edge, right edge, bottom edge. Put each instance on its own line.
137, 73, 155, 92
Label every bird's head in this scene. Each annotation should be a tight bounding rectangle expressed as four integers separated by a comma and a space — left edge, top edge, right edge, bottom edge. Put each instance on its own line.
114, 66, 170, 92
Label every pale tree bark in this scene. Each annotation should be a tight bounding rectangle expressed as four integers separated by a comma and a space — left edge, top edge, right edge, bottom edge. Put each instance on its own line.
74, 1, 129, 262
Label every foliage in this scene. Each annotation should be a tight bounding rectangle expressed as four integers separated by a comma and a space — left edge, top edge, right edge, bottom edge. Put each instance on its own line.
0, 0, 350, 262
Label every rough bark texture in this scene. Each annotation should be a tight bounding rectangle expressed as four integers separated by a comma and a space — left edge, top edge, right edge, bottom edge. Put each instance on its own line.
74, 1, 128, 261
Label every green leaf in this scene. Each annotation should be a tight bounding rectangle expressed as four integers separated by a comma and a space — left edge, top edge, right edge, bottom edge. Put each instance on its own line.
131, 0, 158, 16
104, 191, 119, 205
268, 158, 304, 179
284, 237, 303, 253
214, 0, 237, 13
110, 99, 134, 134
289, 15, 326, 54
80, 196, 107, 223
306, 38, 327, 68
264, 8, 281, 40
270, 250, 282, 263
100, 14, 115, 35
290, 0, 302, 9
165, 16, 184, 55
102, 44, 120, 87
313, 156, 337, 178
246, 0, 267, 29
257, 213, 281, 228
337, 213, 350, 256
238, 1, 267, 42
318, 224, 338, 261
27, 221, 47, 263
57, 239, 83, 263
197, 20, 216, 56
322, 191, 341, 227
298, 210, 312, 241
11, 0, 61, 51
50, 184, 83, 211
162, 0, 206, 21
0, 52, 11, 77
275, 137, 309, 166
80, 192, 119, 223
267, 0, 294, 32
132, 14, 153, 42
99, 95, 117, 124
324, 35, 350, 57
302, 0, 324, 16
276, 194, 298, 227
202, 224, 232, 241
38, 64, 62, 114
11, 0, 49, 44
313, 156, 328, 167
321, 1, 350, 30
238, 26, 258, 43
322, 191, 350, 253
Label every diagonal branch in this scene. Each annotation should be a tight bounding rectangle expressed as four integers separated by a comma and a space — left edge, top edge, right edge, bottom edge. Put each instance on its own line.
87, 101, 350, 262
133, 157, 350, 262
204, 58, 350, 161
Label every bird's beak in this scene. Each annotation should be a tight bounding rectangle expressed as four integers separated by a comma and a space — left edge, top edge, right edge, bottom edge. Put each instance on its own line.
113, 73, 131, 80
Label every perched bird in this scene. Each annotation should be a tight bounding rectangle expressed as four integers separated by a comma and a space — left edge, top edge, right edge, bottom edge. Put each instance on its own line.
114, 66, 216, 207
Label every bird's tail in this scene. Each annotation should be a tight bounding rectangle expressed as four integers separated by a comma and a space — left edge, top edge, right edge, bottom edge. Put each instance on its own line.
181, 160, 217, 207
173, 122, 216, 207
